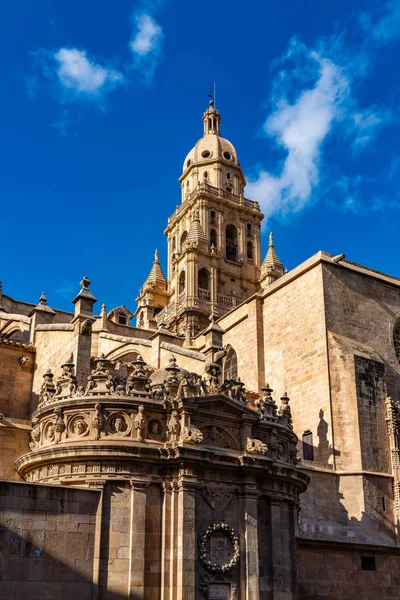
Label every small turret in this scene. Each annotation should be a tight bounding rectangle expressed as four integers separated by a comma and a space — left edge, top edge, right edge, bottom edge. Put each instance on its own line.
260, 232, 284, 286
202, 99, 221, 136
135, 250, 168, 329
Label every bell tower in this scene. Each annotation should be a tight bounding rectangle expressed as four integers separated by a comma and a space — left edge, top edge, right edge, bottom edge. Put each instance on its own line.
157, 101, 264, 336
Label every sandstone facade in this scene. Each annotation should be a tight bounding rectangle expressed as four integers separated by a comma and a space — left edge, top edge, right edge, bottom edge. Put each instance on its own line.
1, 103, 400, 598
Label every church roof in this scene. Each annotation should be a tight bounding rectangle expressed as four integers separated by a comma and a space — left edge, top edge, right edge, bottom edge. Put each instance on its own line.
187, 210, 208, 244
262, 232, 284, 272
143, 250, 167, 289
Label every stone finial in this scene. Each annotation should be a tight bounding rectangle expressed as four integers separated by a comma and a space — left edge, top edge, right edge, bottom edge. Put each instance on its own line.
165, 354, 179, 374
126, 355, 152, 397
72, 275, 97, 317
279, 392, 293, 429
39, 292, 47, 305
80, 276, 91, 289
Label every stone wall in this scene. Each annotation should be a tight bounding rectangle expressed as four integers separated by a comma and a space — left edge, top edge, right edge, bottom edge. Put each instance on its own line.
0, 342, 34, 419
297, 540, 400, 599
0, 481, 100, 599
298, 469, 396, 545
322, 262, 400, 412
0, 421, 29, 481
261, 264, 332, 466
218, 296, 264, 393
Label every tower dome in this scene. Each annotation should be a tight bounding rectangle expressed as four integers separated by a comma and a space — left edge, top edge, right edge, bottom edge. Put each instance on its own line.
180, 101, 246, 198
182, 101, 239, 173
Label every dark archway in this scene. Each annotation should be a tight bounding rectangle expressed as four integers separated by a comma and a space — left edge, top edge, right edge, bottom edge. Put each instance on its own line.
226, 225, 238, 262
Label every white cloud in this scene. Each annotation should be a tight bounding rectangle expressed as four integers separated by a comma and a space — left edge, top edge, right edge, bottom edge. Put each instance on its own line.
54, 48, 123, 98
131, 14, 162, 56
247, 48, 348, 221
129, 13, 163, 82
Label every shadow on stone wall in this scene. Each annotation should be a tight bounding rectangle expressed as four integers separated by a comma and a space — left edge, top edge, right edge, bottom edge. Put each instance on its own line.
298, 407, 396, 545
0, 523, 134, 600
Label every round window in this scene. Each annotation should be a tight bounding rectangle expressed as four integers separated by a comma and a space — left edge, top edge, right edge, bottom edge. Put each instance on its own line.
223, 151, 231, 160
201, 150, 211, 159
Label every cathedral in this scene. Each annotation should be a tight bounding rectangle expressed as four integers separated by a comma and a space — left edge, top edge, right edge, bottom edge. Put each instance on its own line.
1, 101, 400, 599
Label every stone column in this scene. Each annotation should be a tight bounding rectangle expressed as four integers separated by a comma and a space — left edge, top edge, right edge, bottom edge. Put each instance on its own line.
128, 480, 149, 600
210, 263, 217, 306
239, 487, 260, 600
176, 478, 198, 600
269, 499, 296, 599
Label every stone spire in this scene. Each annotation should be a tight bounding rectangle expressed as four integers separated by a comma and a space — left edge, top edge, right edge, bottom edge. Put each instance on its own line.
187, 209, 208, 245
260, 232, 284, 286
143, 250, 167, 290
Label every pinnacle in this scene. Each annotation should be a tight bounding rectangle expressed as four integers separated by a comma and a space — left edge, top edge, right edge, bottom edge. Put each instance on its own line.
187, 210, 207, 244
143, 250, 167, 288
262, 231, 283, 271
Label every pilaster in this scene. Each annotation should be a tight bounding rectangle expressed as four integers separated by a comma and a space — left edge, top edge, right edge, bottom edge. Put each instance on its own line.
128, 480, 149, 599
176, 477, 198, 600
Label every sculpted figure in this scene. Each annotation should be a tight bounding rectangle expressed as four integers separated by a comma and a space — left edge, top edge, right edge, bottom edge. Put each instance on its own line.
177, 375, 193, 399
54, 408, 65, 444
246, 437, 268, 455
113, 417, 125, 434
206, 363, 221, 394
92, 403, 105, 440
84, 376, 96, 396
167, 410, 180, 443
180, 426, 203, 445
133, 405, 146, 441
29, 418, 41, 450
73, 420, 87, 435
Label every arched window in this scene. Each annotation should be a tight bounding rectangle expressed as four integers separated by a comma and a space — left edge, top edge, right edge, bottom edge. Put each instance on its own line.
210, 210, 217, 224
302, 431, 314, 461
223, 346, 238, 380
180, 231, 187, 252
179, 271, 186, 294
118, 314, 127, 325
247, 241, 253, 260
210, 229, 217, 247
198, 268, 209, 291
247, 223, 253, 237
394, 320, 400, 363
172, 236, 176, 251
226, 225, 238, 262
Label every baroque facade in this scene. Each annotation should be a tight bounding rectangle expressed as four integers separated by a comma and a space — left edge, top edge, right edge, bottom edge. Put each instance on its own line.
1, 102, 400, 599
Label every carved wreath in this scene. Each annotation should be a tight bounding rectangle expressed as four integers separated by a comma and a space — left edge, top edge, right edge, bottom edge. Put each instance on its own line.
198, 521, 240, 573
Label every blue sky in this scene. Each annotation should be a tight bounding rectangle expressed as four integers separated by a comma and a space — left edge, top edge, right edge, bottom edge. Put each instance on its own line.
2, 0, 400, 313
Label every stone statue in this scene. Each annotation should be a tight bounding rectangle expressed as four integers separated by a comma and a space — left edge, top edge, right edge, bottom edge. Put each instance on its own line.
167, 410, 180, 443
180, 426, 203, 444
92, 403, 105, 440
54, 408, 65, 444
39, 369, 56, 406
246, 437, 268, 455
133, 405, 146, 441
29, 418, 41, 450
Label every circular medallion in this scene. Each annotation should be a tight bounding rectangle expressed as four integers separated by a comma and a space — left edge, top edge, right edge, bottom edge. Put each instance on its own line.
198, 521, 240, 573
147, 418, 164, 441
